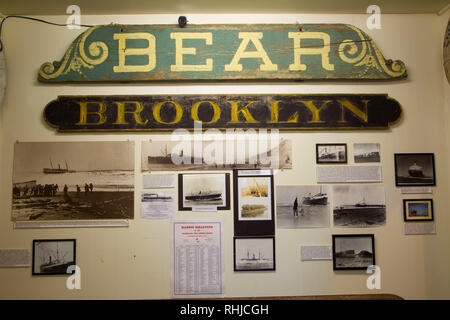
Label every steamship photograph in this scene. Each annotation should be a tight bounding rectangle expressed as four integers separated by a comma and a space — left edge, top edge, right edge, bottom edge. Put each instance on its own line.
12, 142, 134, 221
142, 139, 292, 171
276, 185, 330, 228
32, 239, 76, 275
332, 234, 375, 270
332, 185, 386, 227
354, 143, 381, 163
394, 153, 436, 186
234, 237, 275, 271
179, 173, 229, 210
316, 144, 347, 164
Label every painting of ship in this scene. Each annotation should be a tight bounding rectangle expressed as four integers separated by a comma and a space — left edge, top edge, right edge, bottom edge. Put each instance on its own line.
43, 157, 75, 174
302, 186, 328, 205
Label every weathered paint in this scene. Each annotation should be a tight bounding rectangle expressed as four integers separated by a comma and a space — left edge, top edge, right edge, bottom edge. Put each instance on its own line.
38, 24, 407, 82
43, 94, 402, 132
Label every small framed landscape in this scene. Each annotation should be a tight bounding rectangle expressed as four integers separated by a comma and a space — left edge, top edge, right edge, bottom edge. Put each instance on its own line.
316, 144, 347, 164
234, 236, 275, 272
394, 153, 436, 187
32, 239, 76, 275
332, 234, 375, 271
403, 199, 434, 222
178, 173, 230, 211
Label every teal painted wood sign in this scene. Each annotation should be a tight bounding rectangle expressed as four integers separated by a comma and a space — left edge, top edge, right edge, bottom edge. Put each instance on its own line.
38, 24, 407, 82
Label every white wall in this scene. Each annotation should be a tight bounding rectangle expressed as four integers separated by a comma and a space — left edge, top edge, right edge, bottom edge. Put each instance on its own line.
0, 13, 449, 299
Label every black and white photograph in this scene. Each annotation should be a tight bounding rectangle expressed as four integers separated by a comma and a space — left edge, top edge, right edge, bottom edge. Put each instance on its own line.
316, 144, 347, 164
234, 237, 275, 271
32, 239, 76, 275
237, 176, 273, 221
394, 153, 436, 186
276, 185, 330, 228
332, 185, 386, 227
354, 143, 381, 163
178, 173, 230, 211
11, 142, 134, 221
332, 234, 375, 270
141, 193, 174, 219
403, 199, 434, 222
142, 139, 292, 171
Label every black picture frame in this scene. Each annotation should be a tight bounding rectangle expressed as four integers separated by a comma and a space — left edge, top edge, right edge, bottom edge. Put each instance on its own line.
178, 173, 230, 211
233, 169, 275, 236
233, 236, 275, 272
403, 199, 434, 222
316, 143, 347, 164
394, 153, 436, 187
332, 234, 375, 271
32, 239, 76, 275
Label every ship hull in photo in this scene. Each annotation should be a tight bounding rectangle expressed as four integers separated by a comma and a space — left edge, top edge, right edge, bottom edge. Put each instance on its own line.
333, 206, 386, 227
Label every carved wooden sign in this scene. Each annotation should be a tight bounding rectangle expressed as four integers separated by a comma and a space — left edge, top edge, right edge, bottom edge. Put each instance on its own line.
38, 24, 407, 82
44, 94, 402, 132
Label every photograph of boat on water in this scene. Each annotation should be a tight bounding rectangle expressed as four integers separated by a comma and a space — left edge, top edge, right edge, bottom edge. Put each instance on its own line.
237, 176, 273, 221
234, 236, 275, 271
11, 142, 134, 221
276, 185, 330, 228
394, 153, 436, 186
354, 143, 380, 163
403, 199, 434, 222
332, 234, 375, 270
142, 139, 292, 171
178, 173, 230, 211
316, 144, 347, 164
32, 239, 76, 275
332, 185, 386, 227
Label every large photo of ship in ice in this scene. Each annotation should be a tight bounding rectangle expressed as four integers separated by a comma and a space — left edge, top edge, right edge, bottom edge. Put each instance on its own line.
142, 139, 292, 171
12, 142, 134, 221
394, 153, 436, 186
332, 185, 386, 227
178, 173, 230, 210
276, 185, 330, 228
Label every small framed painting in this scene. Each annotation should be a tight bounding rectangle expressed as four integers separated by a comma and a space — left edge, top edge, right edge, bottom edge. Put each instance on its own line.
32, 239, 76, 275
316, 144, 347, 164
234, 236, 275, 271
403, 199, 434, 222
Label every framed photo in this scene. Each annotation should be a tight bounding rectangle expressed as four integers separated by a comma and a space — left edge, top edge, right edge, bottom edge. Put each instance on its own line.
403, 199, 434, 222
316, 144, 347, 164
394, 153, 436, 187
234, 236, 275, 271
332, 234, 375, 271
32, 239, 76, 275
178, 173, 230, 211
233, 170, 275, 236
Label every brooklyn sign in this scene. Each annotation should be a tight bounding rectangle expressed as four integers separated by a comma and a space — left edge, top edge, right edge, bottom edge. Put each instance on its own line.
43, 94, 402, 132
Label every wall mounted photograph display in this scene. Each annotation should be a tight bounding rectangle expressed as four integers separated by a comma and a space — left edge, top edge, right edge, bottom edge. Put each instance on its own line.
394, 153, 436, 187
332, 234, 375, 271
234, 236, 275, 271
12, 141, 134, 221
276, 185, 330, 228
316, 144, 347, 164
332, 185, 386, 227
142, 139, 292, 171
354, 143, 380, 163
233, 170, 275, 236
178, 173, 230, 211
403, 199, 434, 222
32, 239, 76, 275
